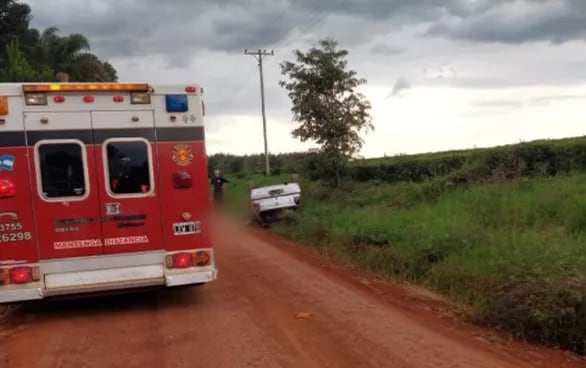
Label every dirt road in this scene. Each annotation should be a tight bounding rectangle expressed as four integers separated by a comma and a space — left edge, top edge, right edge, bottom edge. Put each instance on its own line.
0, 219, 584, 368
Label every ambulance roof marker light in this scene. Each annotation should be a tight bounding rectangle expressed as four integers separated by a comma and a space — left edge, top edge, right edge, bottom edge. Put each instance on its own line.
53, 96, 65, 103
185, 86, 196, 93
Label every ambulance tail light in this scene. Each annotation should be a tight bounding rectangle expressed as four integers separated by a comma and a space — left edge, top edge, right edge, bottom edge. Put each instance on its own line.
0, 179, 16, 198
130, 92, 151, 105
165, 251, 212, 269
10, 267, 32, 284
0, 266, 40, 286
173, 171, 192, 189
168, 253, 193, 269
24, 93, 48, 106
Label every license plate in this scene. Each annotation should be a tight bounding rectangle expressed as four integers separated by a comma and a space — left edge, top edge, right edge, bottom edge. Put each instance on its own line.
173, 221, 200, 235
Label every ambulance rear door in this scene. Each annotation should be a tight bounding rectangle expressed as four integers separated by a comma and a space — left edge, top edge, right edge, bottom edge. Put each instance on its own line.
25, 111, 104, 260
91, 110, 164, 254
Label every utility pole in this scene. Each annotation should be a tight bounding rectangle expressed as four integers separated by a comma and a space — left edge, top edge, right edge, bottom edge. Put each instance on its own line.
245, 49, 274, 176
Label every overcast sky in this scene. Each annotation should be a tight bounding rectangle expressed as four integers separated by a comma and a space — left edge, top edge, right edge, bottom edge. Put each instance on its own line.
26, 0, 586, 157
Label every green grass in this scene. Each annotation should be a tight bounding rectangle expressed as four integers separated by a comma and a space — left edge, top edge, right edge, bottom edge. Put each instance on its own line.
224, 173, 586, 354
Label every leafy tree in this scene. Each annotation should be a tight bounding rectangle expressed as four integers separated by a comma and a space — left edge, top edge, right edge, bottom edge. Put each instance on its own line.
0, 0, 32, 61
34, 27, 116, 81
0, 40, 52, 82
36, 27, 90, 72
102, 61, 118, 82
279, 39, 373, 186
0, 0, 118, 82
69, 53, 117, 82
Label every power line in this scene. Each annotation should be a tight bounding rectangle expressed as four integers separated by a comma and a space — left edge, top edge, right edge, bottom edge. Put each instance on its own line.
211, 2, 298, 117
213, 0, 348, 117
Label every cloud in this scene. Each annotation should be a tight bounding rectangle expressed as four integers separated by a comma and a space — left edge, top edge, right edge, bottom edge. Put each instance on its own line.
472, 100, 524, 109
387, 77, 411, 97
472, 93, 586, 110
20, 0, 586, 158
426, 0, 586, 44
22, 0, 503, 61
370, 43, 405, 55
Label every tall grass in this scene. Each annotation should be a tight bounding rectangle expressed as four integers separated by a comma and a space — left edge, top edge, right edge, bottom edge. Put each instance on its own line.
225, 173, 586, 354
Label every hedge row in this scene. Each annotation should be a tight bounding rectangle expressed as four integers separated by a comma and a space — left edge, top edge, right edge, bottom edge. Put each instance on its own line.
208, 136, 586, 185
348, 137, 586, 184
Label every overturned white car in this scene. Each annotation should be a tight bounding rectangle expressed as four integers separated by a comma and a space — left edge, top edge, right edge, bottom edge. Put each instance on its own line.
249, 180, 301, 224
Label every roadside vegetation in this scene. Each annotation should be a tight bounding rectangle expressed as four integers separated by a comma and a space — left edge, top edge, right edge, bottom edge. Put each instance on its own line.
0, 0, 118, 82
210, 37, 586, 355
217, 136, 586, 355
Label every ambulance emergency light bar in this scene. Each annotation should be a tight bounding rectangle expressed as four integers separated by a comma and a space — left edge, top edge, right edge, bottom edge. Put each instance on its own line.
22, 83, 151, 106
22, 83, 150, 93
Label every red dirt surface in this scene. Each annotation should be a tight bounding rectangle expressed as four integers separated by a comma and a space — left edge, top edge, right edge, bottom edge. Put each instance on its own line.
0, 218, 584, 368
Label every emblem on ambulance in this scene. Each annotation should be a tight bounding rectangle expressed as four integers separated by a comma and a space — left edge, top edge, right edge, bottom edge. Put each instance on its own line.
172, 144, 194, 166
0, 155, 15, 171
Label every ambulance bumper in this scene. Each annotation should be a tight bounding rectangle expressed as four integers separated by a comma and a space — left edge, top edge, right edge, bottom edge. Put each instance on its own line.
0, 287, 43, 304
0, 251, 217, 303
165, 266, 218, 287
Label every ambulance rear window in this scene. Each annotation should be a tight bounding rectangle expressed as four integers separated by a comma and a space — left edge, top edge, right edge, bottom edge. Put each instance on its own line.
37, 142, 87, 199
105, 139, 153, 196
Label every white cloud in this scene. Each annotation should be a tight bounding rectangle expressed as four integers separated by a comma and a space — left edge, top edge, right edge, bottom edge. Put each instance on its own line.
24, 0, 586, 158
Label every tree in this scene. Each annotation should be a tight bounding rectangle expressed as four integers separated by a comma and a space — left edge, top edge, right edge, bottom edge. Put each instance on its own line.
69, 53, 118, 82
0, 40, 52, 82
279, 39, 373, 186
0, 0, 32, 61
102, 61, 118, 82
0, 1, 118, 82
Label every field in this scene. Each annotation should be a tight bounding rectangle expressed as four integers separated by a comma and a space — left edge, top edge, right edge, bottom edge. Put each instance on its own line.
222, 137, 586, 355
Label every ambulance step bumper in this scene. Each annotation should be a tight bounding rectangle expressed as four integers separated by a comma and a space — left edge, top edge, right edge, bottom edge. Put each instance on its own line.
165, 267, 218, 287
0, 287, 43, 304
42, 265, 217, 297
0, 251, 218, 302
44, 264, 166, 296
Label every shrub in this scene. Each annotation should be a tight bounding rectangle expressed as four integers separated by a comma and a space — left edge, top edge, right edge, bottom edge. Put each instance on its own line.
478, 278, 586, 354
349, 136, 586, 184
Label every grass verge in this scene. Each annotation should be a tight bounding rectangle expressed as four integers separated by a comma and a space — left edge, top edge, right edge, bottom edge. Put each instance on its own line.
224, 173, 586, 354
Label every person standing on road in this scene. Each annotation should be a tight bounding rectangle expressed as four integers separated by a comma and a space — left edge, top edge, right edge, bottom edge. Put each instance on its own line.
210, 169, 229, 207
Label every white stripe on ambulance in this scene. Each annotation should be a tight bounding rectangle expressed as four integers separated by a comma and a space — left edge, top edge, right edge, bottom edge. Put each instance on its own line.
53, 239, 103, 250
104, 236, 149, 246
53, 236, 149, 249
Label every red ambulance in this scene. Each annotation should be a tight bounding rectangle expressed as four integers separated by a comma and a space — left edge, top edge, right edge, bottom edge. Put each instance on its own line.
0, 83, 217, 303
